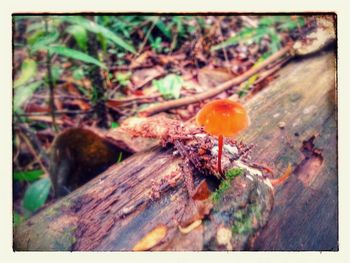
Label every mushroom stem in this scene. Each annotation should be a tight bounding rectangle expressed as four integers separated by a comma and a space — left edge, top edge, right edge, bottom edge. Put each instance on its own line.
218, 135, 224, 177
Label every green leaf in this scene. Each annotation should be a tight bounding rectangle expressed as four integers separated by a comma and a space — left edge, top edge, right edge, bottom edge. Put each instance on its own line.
259, 16, 287, 26
30, 31, 59, 52
66, 24, 88, 51
13, 212, 24, 226
269, 30, 281, 53
97, 33, 108, 53
111, 121, 120, 128
27, 30, 46, 46
252, 52, 272, 69
13, 169, 44, 182
13, 15, 38, 21
14, 81, 43, 112
14, 59, 37, 88
61, 16, 136, 54
258, 17, 275, 26
51, 65, 64, 83
153, 74, 183, 100
173, 16, 184, 37
47, 46, 106, 69
150, 36, 163, 53
23, 178, 51, 213
155, 19, 172, 39
117, 152, 123, 163
26, 22, 44, 33
72, 68, 85, 80
116, 72, 131, 86
211, 27, 255, 51
278, 21, 297, 30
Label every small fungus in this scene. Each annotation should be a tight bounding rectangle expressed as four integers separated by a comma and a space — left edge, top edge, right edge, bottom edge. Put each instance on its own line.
196, 99, 249, 177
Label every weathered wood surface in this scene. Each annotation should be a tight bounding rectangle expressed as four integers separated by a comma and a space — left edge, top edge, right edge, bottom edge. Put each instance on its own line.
13, 49, 337, 251
244, 50, 337, 251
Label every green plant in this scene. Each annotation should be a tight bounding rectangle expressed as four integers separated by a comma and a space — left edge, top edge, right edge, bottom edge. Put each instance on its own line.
13, 169, 44, 182
211, 168, 243, 203
153, 74, 183, 100
149, 36, 163, 53
22, 177, 51, 215
13, 15, 137, 115
231, 204, 262, 235
116, 72, 132, 87
13, 212, 25, 226
211, 15, 305, 52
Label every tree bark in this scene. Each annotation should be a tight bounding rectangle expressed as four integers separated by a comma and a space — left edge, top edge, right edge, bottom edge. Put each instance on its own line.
13, 49, 337, 251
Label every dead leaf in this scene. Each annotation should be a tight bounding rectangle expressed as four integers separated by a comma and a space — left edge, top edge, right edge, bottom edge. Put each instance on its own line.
66, 99, 91, 111
130, 51, 154, 69
178, 219, 202, 234
270, 163, 293, 187
197, 67, 234, 89
131, 66, 165, 90
132, 224, 168, 251
24, 103, 50, 113
63, 82, 81, 96
106, 99, 124, 109
192, 180, 210, 201
27, 116, 64, 125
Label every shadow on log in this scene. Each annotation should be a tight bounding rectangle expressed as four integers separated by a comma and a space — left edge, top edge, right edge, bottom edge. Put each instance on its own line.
13, 49, 337, 251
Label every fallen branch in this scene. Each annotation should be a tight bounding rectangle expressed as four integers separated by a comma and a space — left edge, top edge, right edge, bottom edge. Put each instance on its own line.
139, 45, 292, 116
13, 50, 337, 251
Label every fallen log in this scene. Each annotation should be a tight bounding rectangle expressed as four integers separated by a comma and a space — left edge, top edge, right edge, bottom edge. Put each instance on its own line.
13, 49, 336, 251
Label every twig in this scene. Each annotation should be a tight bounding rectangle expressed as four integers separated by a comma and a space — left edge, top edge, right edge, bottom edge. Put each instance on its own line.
239, 16, 258, 28
16, 124, 50, 174
108, 88, 197, 105
134, 70, 165, 90
229, 55, 292, 100
140, 44, 292, 117
108, 94, 161, 105
45, 18, 58, 132
253, 56, 291, 86
19, 132, 49, 176
137, 17, 159, 55
217, 17, 229, 65
17, 109, 92, 116
33, 94, 89, 101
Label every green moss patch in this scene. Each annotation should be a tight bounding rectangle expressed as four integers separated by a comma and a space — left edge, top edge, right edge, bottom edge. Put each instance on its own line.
231, 204, 261, 235
211, 168, 243, 203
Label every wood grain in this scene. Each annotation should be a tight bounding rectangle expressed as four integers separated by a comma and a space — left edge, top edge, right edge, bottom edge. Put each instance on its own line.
13, 50, 337, 251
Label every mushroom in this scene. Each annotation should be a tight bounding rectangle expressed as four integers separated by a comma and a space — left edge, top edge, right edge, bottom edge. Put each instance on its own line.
196, 99, 249, 177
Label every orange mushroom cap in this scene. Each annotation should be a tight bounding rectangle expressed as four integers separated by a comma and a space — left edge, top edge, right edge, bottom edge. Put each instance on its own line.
196, 99, 249, 137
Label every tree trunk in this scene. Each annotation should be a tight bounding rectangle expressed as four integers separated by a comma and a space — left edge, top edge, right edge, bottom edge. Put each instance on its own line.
13, 49, 337, 251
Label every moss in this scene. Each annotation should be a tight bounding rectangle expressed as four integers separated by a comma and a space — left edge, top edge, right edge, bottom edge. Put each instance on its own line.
231, 210, 253, 235
211, 168, 243, 203
225, 167, 244, 180
52, 225, 77, 250
231, 204, 262, 235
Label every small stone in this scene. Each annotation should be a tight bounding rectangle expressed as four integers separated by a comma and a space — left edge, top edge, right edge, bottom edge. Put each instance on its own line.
278, 121, 286, 129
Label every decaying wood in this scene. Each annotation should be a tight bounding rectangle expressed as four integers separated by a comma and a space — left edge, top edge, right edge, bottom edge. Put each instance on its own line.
13, 49, 337, 251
